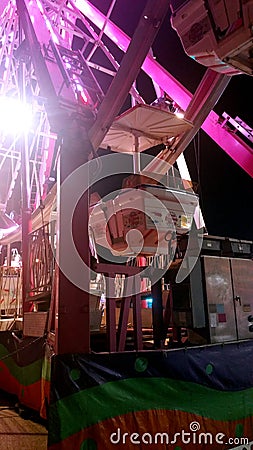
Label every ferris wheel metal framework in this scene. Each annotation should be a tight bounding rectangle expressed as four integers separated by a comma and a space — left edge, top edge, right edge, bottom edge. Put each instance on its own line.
0, 0, 252, 215
0, 0, 252, 354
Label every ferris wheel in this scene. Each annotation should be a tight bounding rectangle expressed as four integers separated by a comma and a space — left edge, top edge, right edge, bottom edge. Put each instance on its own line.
0, 0, 252, 234
0, 0, 252, 358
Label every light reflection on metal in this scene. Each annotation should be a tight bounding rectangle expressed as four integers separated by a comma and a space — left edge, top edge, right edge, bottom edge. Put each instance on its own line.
35, 0, 59, 43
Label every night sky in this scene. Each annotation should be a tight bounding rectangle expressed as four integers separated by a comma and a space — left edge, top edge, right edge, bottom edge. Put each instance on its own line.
90, 1, 253, 241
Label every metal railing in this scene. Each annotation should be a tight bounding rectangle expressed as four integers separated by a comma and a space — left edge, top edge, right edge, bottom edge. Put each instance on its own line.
0, 266, 22, 317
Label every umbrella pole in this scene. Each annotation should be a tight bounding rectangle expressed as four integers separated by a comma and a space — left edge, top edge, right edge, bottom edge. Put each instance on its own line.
133, 136, 140, 174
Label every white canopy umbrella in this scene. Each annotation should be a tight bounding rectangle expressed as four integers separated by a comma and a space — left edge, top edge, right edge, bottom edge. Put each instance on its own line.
100, 103, 193, 172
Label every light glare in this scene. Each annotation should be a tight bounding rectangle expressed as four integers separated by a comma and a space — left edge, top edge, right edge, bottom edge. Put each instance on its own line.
175, 111, 185, 119
0, 97, 33, 134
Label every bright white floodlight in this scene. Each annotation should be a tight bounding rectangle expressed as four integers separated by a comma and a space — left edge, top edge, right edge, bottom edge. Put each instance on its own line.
0, 96, 33, 134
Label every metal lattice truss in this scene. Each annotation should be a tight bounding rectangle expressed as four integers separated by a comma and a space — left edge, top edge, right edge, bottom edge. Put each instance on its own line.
0, 0, 149, 213
0, 0, 57, 210
0, 0, 252, 216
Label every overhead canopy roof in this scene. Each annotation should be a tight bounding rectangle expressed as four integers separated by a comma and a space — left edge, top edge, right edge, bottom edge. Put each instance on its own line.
100, 104, 193, 153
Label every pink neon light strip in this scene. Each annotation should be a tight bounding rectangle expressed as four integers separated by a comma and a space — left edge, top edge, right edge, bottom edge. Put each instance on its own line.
78, 0, 253, 177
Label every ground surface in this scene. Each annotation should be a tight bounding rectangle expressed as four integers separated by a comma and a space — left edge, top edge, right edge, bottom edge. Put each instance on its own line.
0, 390, 48, 450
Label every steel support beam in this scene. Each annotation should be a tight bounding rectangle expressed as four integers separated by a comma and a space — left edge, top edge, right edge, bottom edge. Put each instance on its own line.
19, 56, 33, 315
54, 121, 92, 354
16, 0, 76, 133
21, 132, 33, 314
144, 69, 230, 171
89, 0, 170, 150
151, 278, 165, 348
168, 70, 230, 165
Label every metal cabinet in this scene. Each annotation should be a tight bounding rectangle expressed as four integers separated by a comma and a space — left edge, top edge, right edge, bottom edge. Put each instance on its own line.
230, 258, 253, 340
203, 256, 253, 343
172, 258, 206, 329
